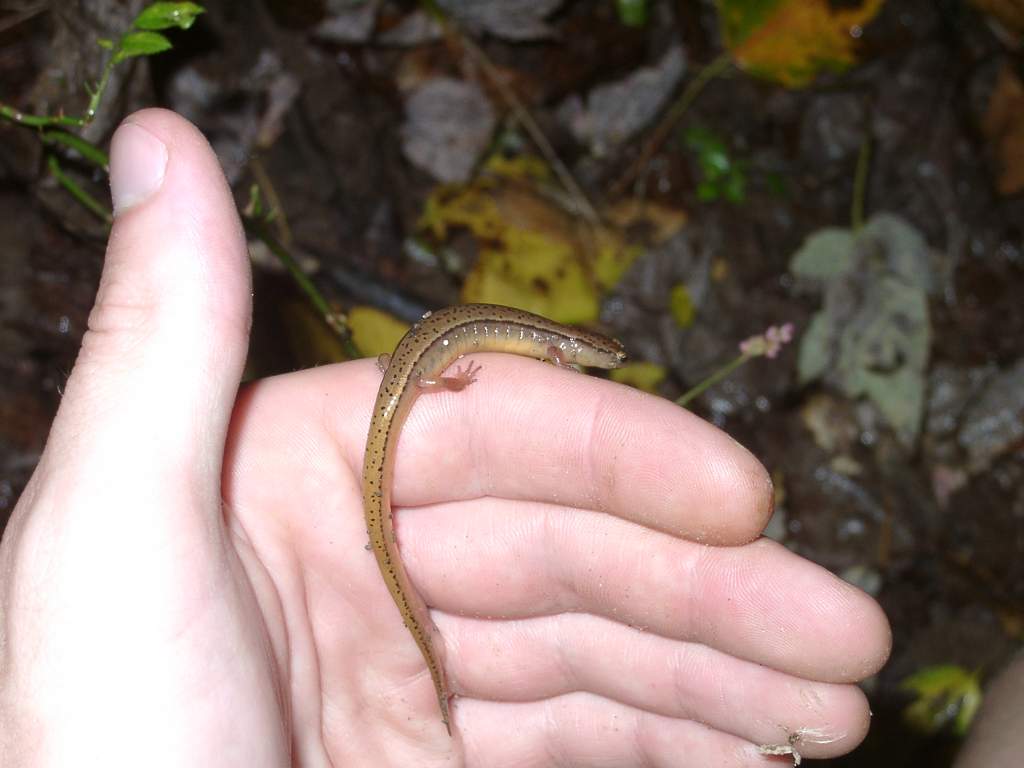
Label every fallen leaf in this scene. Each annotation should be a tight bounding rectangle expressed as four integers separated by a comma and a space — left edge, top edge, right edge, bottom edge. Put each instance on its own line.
982, 64, 1024, 195
957, 356, 1024, 471
401, 77, 496, 183
438, 0, 564, 41
418, 155, 677, 323
669, 283, 696, 328
971, 0, 1024, 37
558, 46, 685, 156
348, 306, 410, 358
718, 0, 884, 88
610, 361, 667, 392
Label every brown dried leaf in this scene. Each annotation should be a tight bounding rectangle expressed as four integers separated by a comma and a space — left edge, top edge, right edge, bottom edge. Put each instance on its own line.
982, 64, 1024, 195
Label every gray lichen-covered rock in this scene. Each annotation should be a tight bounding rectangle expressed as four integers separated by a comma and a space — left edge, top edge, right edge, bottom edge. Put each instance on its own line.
792, 213, 938, 447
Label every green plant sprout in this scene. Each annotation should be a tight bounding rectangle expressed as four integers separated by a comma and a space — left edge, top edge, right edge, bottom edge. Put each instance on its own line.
1, 2, 204, 130
685, 125, 747, 203
616, 0, 648, 27
1, 2, 206, 224
900, 664, 983, 736
3, 2, 362, 355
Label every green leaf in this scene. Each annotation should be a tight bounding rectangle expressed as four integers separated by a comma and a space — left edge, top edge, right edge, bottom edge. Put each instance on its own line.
900, 665, 983, 736
686, 125, 748, 204
697, 180, 719, 202
133, 2, 205, 31
97, 38, 114, 49
723, 168, 746, 202
686, 126, 731, 176
116, 30, 173, 60
616, 0, 648, 27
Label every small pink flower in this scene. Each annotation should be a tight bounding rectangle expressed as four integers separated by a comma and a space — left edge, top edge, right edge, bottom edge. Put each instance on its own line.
740, 322, 795, 359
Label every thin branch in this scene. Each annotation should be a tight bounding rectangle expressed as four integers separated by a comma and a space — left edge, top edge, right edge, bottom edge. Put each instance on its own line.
851, 131, 871, 230
430, 11, 603, 226
612, 52, 733, 198
243, 215, 362, 360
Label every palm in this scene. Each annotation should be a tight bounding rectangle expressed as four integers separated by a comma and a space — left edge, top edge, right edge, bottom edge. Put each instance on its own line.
218, 356, 889, 767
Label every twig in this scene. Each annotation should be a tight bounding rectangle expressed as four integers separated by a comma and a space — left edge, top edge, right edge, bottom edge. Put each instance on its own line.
612, 51, 733, 198
0, 3, 47, 34
427, 6, 602, 226
250, 157, 293, 248
243, 215, 361, 360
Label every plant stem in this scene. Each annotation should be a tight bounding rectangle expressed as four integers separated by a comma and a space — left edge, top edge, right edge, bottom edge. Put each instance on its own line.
0, 103, 85, 128
47, 155, 112, 224
243, 217, 362, 360
851, 131, 871, 230
42, 130, 110, 170
675, 352, 750, 409
425, 1, 602, 226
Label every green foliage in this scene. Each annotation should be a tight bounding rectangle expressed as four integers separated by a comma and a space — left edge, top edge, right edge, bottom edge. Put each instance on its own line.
109, 3, 206, 64
116, 31, 174, 61
616, 0, 648, 27
900, 665, 982, 736
0, 1, 207, 224
685, 125, 747, 203
133, 2, 205, 31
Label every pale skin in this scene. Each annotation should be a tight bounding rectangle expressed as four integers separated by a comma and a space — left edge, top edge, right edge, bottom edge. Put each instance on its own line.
0, 109, 891, 767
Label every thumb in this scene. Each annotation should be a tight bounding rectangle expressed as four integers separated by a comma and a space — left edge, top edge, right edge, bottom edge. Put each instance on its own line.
0, 110, 264, 761
36, 107, 251, 516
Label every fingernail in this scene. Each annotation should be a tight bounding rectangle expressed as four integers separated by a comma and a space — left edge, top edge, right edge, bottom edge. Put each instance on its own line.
109, 121, 168, 214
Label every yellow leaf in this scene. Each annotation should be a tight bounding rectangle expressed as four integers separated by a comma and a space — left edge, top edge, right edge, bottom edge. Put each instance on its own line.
719, 0, 885, 88
669, 283, 696, 328
463, 236, 599, 324
482, 152, 551, 182
419, 152, 661, 323
610, 361, 667, 393
348, 306, 410, 358
279, 300, 348, 366
604, 199, 688, 245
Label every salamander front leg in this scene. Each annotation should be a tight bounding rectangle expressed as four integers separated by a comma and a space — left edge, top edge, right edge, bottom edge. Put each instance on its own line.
546, 345, 575, 369
417, 360, 482, 392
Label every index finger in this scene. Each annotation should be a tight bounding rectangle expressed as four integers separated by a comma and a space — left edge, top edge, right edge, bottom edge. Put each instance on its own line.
340, 354, 773, 545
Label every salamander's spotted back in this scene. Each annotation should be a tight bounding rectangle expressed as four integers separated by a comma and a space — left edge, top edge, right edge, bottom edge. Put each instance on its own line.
362, 303, 625, 735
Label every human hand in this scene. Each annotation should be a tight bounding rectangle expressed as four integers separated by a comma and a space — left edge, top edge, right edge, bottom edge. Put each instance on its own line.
0, 109, 890, 767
